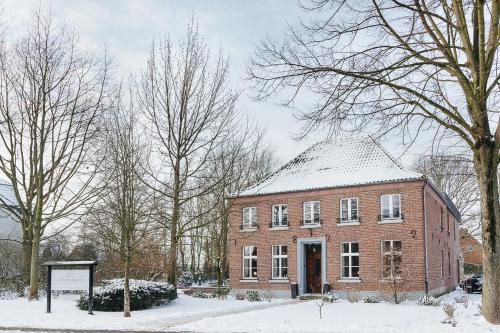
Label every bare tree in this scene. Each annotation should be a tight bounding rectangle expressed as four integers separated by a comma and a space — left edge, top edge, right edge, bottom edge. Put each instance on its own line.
248, 0, 499, 323
84, 87, 154, 317
139, 22, 238, 286
0, 9, 109, 299
413, 153, 480, 233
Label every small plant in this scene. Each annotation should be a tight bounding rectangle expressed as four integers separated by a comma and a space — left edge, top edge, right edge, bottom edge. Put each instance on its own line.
323, 291, 338, 303
213, 287, 230, 299
235, 290, 245, 300
417, 294, 441, 306
454, 295, 468, 308
246, 290, 261, 302
183, 288, 195, 296
442, 303, 457, 327
193, 290, 212, 298
363, 295, 381, 303
345, 287, 359, 303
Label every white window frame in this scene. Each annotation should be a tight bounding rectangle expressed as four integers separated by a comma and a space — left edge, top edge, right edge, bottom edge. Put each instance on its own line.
303, 201, 320, 225
339, 197, 359, 222
272, 204, 288, 227
341, 242, 360, 279
271, 245, 288, 279
380, 194, 401, 220
381, 240, 402, 278
242, 207, 257, 229
242, 246, 257, 279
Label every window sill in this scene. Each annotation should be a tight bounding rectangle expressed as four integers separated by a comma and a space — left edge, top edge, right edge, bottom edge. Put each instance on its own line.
337, 221, 360, 226
378, 219, 403, 224
268, 279, 289, 283
240, 279, 258, 283
269, 226, 289, 231
300, 224, 321, 229
239, 228, 258, 232
337, 278, 361, 283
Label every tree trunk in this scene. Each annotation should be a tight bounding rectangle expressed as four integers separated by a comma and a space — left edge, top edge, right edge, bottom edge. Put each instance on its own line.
28, 226, 40, 300
473, 142, 500, 324
167, 159, 181, 286
123, 251, 131, 317
21, 223, 33, 288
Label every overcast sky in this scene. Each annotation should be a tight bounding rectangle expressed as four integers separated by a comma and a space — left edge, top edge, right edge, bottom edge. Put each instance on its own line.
2, 0, 443, 166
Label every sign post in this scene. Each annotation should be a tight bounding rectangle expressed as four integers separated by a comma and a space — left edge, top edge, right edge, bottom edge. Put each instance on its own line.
43, 261, 98, 315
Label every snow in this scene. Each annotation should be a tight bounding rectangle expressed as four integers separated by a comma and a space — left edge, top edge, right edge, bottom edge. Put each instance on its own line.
175, 289, 500, 333
234, 137, 423, 197
0, 292, 287, 331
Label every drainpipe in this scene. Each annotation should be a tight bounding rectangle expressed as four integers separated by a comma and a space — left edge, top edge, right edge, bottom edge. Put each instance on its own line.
422, 180, 429, 294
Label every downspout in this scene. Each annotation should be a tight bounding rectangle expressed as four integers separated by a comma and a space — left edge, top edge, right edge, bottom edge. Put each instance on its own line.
422, 180, 429, 294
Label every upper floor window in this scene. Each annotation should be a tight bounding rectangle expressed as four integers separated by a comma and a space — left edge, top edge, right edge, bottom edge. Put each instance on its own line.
303, 201, 320, 225
382, 240, 402, 278
341, 242, 359, 278
242, 207, 257, 229
380, 194, 401, 220
340, 198, 359, 222
242, 246, 257, 279
272, 204, 288, 227
272, 245, 288, 279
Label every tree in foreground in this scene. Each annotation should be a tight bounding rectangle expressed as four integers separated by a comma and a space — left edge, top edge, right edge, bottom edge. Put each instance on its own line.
248, 0, 499, 323
140, 22, 237, 286
0, 9, 109, 298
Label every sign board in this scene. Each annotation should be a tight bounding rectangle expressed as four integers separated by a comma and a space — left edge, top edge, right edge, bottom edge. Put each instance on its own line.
51, 269, 90, 291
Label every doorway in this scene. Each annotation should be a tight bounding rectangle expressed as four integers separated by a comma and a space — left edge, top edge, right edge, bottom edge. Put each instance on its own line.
305, 244, 322, 293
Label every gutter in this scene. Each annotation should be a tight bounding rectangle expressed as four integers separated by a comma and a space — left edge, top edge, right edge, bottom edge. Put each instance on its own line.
422, 180, 429, 294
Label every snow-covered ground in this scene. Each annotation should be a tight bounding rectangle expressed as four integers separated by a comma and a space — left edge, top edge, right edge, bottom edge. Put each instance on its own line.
175, 289, 499, 333
0, 292, 287, 331
0, 289, 499, 332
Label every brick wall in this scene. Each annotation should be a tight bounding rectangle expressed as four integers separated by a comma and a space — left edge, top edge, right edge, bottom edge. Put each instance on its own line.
228, 179, 460, 297
460, 229, 482, 266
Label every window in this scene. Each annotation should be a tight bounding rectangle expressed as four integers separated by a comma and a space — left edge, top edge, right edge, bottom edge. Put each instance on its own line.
242, 207, 257, 229
382, 240, 402, 278
272, 204, 288, 227
340, 198, 359, 222
272, 245, 288, 279
341, 242, 360, 278
467, 244, 473, 252
380, 194, 401, 219
303, 201, 320, 224
242, 246, 257, 279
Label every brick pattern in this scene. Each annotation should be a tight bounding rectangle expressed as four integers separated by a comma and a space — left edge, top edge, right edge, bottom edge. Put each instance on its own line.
228, 180, 460, 295
460, 229, 482, 266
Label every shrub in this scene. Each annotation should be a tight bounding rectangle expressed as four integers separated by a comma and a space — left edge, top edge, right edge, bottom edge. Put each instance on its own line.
192, 290, 212, 298
345, 288, 359, 303
455, 295, 468, 308
183, 288, 195, 296
77, 279, 176, 312
246, 290, 261, 302
235, 291, 245, 300
442, 303, 457, 326
417, 294, 441, 306
363, 295, 381, 303
324, 291, 338, 303
213, 287, 230, 299
177, 271, 194, 288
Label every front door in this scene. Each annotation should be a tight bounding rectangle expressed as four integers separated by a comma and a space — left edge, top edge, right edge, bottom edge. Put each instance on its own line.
305, 244, 322, 293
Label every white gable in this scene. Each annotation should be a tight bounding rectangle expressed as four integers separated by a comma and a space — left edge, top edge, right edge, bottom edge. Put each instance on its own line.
235, 137, 422, 197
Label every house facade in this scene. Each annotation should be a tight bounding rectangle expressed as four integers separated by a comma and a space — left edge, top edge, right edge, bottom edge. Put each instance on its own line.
460, 228, 482, 273
228, 138, 461, 298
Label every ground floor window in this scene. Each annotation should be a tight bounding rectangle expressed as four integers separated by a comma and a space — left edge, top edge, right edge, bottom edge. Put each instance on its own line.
272, 245, 288, 279
341, 242, 359, 278
243, 246, 257, 279
382, 240, 401, 278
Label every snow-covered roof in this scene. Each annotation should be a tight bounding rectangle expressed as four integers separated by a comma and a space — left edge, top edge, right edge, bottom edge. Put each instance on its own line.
0, 179, 18, 207
234, 137, 423, 197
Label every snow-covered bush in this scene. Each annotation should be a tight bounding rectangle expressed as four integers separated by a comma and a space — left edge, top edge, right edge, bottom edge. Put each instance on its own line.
213, 287, 230, 299
345, 288, 359, 303
177, 271, 194, 288
77, 279, 176, 312
0, 288, 19, 300
323, 291, 338, 303
192, 290, 213, 298
442, 303, 457, 326
455, 295, 469, 308
417, 294, 441, 306
234, 290, 245, 300
363, 295, 381, 303
246, 290, 261, 302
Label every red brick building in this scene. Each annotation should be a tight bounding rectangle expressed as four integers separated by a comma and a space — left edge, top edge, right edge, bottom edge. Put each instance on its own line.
228, 138, 461, 298
460, 228, 482, 270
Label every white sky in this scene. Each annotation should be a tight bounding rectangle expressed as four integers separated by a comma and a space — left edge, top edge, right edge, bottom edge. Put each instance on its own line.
2, 0, 450, 166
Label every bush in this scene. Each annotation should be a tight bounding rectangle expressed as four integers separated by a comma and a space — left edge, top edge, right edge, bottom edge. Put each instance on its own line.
77, 279, 176, 312
177, 271, 194, 288
345, 288, 359, 303
417, 294, 441, 306
442, 303, 457, 326
183, 288, 195, 296
213, 287, 230, 299
363, 295, 381, 303
324, 291, 338, 303
246, 290, 261, 302
235, 291, 245, 300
